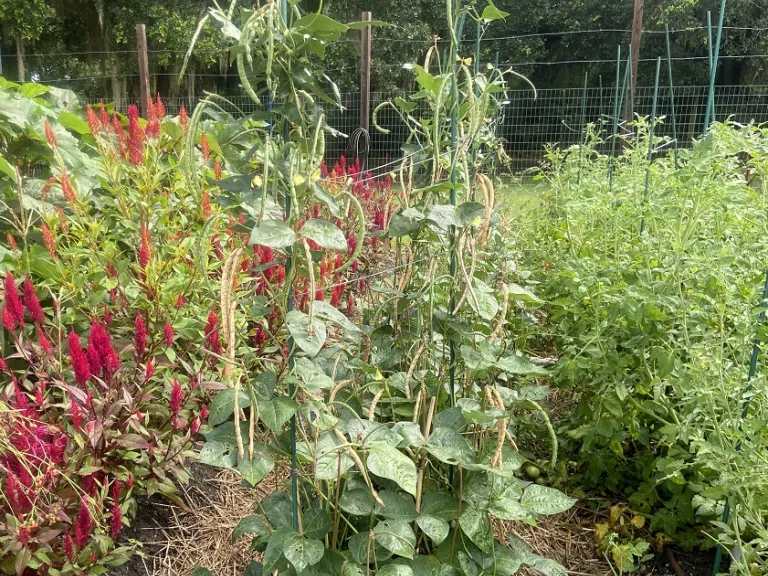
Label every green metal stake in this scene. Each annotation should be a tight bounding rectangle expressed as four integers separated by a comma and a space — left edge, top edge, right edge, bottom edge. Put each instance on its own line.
279, 0, 299, 533
474, 19, 481, 76
577, 71, 588, 184
618, 45, 631, 127
490, 50, 500, 179
704, 11, 713, 133
704, 0, 727, 134
640, 57, 661, 234
664, 24, 679, 169
471, 18, 481, 199
599, 75, 604, 122
608, 45, 622, 193
712, 268, 768, 576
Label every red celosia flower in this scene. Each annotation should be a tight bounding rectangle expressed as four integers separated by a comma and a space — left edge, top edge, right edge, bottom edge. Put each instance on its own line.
254, 324, 267, 347
164, 322, 174, 347
204, 311, 222, 355
170, 380, 183, 415
138, 241, 150, 269
60, 169, 77, 203
44, 120, 57, 149
56, 207, 69, 233
200, 405, 209, 421
155, 93, 166, 122
144, 360, 155, 381
175, 294, 186, 309
200, 132, 210, 162
13, 381, 28, 410
126, 475, 134, 492
331, 284, 343, 307
34, 384, 44, 406
2, 306, 16, 331
214, 160, 222, 180
315, 288, 324, 301
111, 479, 123, 501
69, 329, 91, 385
42, 222, 56, 259
112, 112, 125, 151
6, 232, 17, 252
190, 415, 201, 434
64, 532, 75, 562
110, 502, 122, 538
86, 105, 100, 136
70, 397, 83, 429
135, 315, 147, 358
103, 306, 112, 325
126, 105, 144, 165
22, 278, 44, 323
37, 325, 52, 354
99, 101, 110, 132
201, 189, 211, 219
74, 496, 93, 548
347, 293, 356, 314
5, 472, 30, 513
87, 321, 120, 378
320, 162, 328, 177
179, 104, 189, 130
4, 272, 23, 328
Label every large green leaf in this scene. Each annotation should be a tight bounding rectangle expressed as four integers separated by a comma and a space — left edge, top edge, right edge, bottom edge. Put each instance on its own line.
313, 300, 361, 337
421, 492, 459, 521
263, 526, 297, 572
237, 444, 275, 486
426, 204, 462, 230
367, 445, 418, 496
283, 534, 324, 573
374, 491, 418, 521
232, 515, 268, 543
261, 492, 294, 529
340, 489, 375, 516
302, 505, 332, 540
315, 431, 354, 480
459, 507, 493, 552
495, 354, 549, 376
199, 439, 237, 468
209, 389, 252, 426
507, 283, 543, 305
481, 0, 510, 21
426, 427, 475, 465
249, 219, 297, 248
489, 485, 533, 522
416, 514, 449, 544
374, 519, 416, 559
521, 485, 577, 516
300, 219, 347, 251
259, 397, 298, 432
470, 278, 499, 320
378, 565, 415, 576
286, 310, 326, 357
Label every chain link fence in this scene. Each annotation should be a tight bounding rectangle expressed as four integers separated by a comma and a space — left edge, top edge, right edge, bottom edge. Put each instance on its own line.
85, 84, 768, 174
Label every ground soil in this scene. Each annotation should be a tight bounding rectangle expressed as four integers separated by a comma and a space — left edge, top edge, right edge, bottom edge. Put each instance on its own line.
649, 547, 728, 576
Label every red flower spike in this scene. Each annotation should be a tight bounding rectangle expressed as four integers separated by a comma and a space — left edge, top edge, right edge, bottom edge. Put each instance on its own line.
12, 381, 28, 410
86, 106, 100, 136
74, 496, 93, 548
155, 93, 166, 122
68, 329, 91, 385
70, 397, 83, 429
64, 532, 75, 562
35, 385, 44, 406
23, 278, 44, 323
37, 325, 52, 354
200, 132, 210, 162
41, 222, 56, 259
99, 101, 110, 132
179, 104, 189, 130
164, 322, 174, 348
331, 284, 343, 307
111, 479, 123, 501
200, 405, 209, 420
44, 120, 57, 149
315, 288, 324, 301
2, 306, 16, 331
214, 160, 222, 180
190, 415, 201, 435
60, 169, 77, 203
4, 472, 29, 513
138, 241, 150, 269
170, 380, 183, 415
110, 502, 122, 538
135, 315, 147, 359
6, 232, 17, 252
201, 189, 211, 219
144, 360, 155, 381
4, 272, 24, 326
126, 105, 144, 165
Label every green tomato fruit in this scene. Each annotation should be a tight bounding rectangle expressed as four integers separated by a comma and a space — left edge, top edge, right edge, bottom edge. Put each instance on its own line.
524, 464, 541, 479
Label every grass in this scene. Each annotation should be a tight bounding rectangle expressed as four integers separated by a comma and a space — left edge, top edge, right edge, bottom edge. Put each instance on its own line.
496, 176, 548, 219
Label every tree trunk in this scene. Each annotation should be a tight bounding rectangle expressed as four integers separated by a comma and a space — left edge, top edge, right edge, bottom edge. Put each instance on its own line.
16, 35, 25, 83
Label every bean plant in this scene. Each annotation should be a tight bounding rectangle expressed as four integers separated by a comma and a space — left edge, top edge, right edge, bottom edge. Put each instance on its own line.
192, 2, 576, 576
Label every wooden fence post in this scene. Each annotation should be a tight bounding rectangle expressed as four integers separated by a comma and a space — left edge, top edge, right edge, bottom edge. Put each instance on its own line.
136, 24, 150, 118
360, 11, 372, 133
627, 0, 644, 122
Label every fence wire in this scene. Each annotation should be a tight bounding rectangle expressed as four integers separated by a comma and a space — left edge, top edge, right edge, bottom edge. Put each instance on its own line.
83, 84, 768, 174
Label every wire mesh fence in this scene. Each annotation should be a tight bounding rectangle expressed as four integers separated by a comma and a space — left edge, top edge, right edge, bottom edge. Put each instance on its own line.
84, 84, 768, 174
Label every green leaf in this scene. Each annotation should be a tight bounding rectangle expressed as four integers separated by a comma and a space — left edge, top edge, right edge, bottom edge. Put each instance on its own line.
421, 492, 459, 521
302, 505, 332, 540
263, 526, 297, 572
313, 300, 361, 337
300, 219, 347, 251
457, 202, 486, 225
495, 354, 549, 376
348, 531, 392, 564
20, 83, 51, 98
459, 507, 493, 552
367, 445, 418, 496
283, 534, 324, 573
524, 553, 567, 576
388, 211, 424, 238
209, 389, 252, 426
294, 13, 349, 41
378, 565, 415, 576
244, 561, 264, 576
481, 0, 510, 21
426, 428, 475, 465
433, 407, 466, 431
57, 111, 90, 135
340, 489, 375, 516
470, 278, 499, 320
315, 431, 354, 480
199, 439, 237, 468
489, 485, 533, 522
521, 485, 577, 516
426, 204, 462, 230
416, 514, 449, 544
261, 492, 294, 529
237, 444, 275, 486
232, 515, 268, 543
374, 519, 416, 559
0, 155, 17, 180
374, 490, 418, 521
192, 568, 215, 576
460, 345, 495, 371
391, 422, 426, 447
249, 219, 297, 248
286, 310, 326, 357
507, 283, 543, 305
253, 370, 277, 398
345, 20, 393, 29
260, 397, 298, 432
